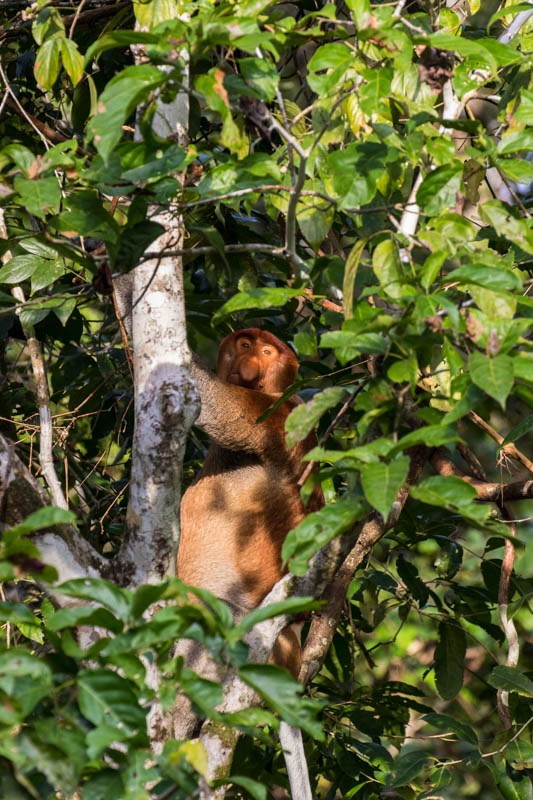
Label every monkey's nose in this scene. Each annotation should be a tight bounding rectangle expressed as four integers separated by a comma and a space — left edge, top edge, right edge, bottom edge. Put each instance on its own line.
239, 359, 260, 383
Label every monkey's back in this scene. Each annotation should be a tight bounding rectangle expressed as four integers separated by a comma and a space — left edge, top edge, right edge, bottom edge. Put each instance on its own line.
178, 446, 308, 615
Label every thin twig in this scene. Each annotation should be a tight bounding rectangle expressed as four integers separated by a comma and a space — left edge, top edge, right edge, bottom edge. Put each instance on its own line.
0, 65, 52, 149
11, 286, 68, 510
69, 0, 88, 38
469, 411, 533, 474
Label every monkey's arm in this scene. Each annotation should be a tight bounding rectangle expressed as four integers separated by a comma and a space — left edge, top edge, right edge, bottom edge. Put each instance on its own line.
191, 359, 291, 455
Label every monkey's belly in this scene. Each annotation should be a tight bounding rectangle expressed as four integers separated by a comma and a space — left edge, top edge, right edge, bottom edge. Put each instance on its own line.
178, 464, 304, 614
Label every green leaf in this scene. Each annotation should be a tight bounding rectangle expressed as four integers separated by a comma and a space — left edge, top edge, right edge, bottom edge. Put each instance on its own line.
84, 30, 159, 65
488, 666, 533, 697
320, 330, 389, 360
372, 239, 411, 300
434, 621, 466, 700
227, 776, 267, 800
213, 287, 302, 322
360, 456, 409, 519
516, 88, 533, 123
47, 606, 124, 633
133, 0, 181, 28
239, 57, 279, 102
513, 355, 533, 383
239, 664, 325, 739
343, 238, 367, 319
497, 130, 533, 155
0, 600, 38, 625
428, 32, 498, 73
1, 143, 35, 174
396, 554, 429, 607
387, 750, 430, 789
61, 39, 83, 85
480, 200, 533, 254
423, 712, 478, 745
416, 165, 463, 216
57, 578, 132, 622
34, 38, 61, 89
307, 43, 353, 93
296, 191, 334, 252
6, 505, 75, 536
57, 190, 120, 244
179, 668, 223, 717
387, 354, 418, 385
87, 65, 165, 160
502, 413, 533, 446
31, 260, 65, 292
0, 648, 53, 719
121, 144, 187, 182
388, 424, 460, 456
445, 264, 521, 292
282, 497, 366, 576
285, 386, 346, 447
86, 722, 129, 760
469, 351, 514, 409
410, 475, 478, 508
497, 157, 533, 184
77, 668, 146, 735
32, 6, 65, 44
13, 176, 61, 219
234, 597, 320, 637
0, 254, 42, 284
130, 583, 168, 619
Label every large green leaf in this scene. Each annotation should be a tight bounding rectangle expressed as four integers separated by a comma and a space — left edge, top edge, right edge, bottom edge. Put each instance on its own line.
434, 621, 466, 700
0, 254, 42, 284
213, 287, 302, 322
343, 238, 367, 319
13, 176, 61, 219
480, 200, 533, 254
34, 38, 61, 89
87, 65, 165, 160
372, 239, 411, 300
6, 506, 75, 536
445, 264, 521, 292
285, 386, 346, 446
0, 649, 53, 720
360, 456, 410, 519
488, 666, 533, 697
77, 668, 146, 734
282, 497, 366, 576
469, 351, 514, 408
84, 31, 159, 65
423, 712, 478, 745
416, 165, 463, 216
61, 39, 84, 85
58, 578, 132, 622
239, 664, 325, 739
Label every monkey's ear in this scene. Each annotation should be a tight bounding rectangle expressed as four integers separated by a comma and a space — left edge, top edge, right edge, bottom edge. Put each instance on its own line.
264, 357, 298, 393
216, 337, 235, 381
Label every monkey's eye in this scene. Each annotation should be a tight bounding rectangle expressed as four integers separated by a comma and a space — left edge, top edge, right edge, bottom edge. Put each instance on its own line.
240, 340, 250, 349
262, 349, 271, 356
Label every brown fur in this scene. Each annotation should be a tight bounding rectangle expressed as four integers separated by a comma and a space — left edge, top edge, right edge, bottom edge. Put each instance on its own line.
178, 330, 323, 675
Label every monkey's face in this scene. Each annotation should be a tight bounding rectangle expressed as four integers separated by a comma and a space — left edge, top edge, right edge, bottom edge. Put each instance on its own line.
216, 330, 298, 393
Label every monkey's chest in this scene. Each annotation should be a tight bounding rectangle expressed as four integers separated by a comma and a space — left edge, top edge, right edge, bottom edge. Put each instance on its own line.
178, 462, 304, 612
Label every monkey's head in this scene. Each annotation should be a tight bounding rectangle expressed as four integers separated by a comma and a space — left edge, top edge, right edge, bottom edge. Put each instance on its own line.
216, 329, 298, 394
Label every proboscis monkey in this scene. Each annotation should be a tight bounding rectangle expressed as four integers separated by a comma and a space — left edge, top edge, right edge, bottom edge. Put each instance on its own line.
178, 328, 323, 676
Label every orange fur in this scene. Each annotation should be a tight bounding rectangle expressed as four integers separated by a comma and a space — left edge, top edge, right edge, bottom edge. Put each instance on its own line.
178, 330, 323, 675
